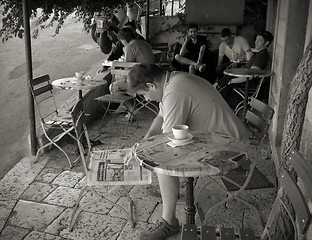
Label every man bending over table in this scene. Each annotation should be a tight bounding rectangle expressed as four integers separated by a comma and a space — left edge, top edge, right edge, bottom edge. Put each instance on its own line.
127, 64, 250, 240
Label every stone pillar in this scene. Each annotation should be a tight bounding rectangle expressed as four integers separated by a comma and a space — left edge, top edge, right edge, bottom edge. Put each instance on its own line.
269, 0, 309, 166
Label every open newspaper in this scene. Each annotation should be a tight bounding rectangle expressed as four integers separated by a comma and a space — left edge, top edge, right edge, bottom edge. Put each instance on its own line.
90, 144, 152, 185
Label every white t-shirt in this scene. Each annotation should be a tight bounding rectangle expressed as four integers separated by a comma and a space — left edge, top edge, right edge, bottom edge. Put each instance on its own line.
219, 36, 250, 62
159, 72, 250, 141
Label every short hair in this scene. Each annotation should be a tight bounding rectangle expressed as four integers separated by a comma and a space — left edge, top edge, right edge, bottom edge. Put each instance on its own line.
220, 28, 232, 37
124, 21, 136, 32
118, 27, 136, 43
258, 31, 274, 46
128, 64, 165, 91
188, 23, 198, 30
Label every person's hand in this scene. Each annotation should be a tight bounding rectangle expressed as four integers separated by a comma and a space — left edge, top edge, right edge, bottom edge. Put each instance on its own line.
228, 62, 238, 69
185, 35, 191, 42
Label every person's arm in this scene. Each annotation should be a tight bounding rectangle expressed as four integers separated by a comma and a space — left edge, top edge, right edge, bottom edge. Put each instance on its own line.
217, 43, 225, 66
124, 45, 136, 62
144, 114, 163, 139
245, 49, 253, 61
240, 36, 253, 61
229, 65, 261, 84
217, 54, 224, 66
197, 45, 206, 63
179, 35, 190, 56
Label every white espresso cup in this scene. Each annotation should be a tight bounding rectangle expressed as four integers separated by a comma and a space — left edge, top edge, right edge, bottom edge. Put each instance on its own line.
75, 71, 84, 80
172, 125, 189, 140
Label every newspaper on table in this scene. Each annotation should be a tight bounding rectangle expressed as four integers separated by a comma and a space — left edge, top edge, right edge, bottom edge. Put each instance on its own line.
90, 144, 152, 185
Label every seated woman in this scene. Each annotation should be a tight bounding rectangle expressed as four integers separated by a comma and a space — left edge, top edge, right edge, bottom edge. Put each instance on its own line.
216, 31, 274, 109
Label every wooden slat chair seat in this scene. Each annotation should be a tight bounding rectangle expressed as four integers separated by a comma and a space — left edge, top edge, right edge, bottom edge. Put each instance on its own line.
261, 149, 312, 240
182, 224, 256, 240
244, 97, 274, 145
95, 61, 139, 136
29, 74, 79, 168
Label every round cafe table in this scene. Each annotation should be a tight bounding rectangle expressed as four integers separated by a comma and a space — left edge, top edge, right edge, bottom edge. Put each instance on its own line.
52, 77, 107, 100
135, 130, 254, 225
224, 68, 272, 118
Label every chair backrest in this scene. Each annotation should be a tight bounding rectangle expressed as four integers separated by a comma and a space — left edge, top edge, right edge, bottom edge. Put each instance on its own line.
71, 99, 92, 172
245, 97, 274, 144
29, 74, 59, 124
151, 42, 169, 64
262, 149, 312, 239
110, 61, 139, 93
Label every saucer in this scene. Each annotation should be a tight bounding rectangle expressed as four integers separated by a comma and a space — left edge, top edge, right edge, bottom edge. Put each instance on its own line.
168, 133, 193, 144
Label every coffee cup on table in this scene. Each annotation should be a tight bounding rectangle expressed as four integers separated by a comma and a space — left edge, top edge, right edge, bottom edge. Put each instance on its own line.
75, 71, 84, 80
172, 125, 189, 140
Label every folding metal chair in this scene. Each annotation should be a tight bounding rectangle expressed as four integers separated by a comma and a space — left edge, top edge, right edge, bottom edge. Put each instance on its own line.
96, 61, 158, 136
182, 153, 260, 240
244, 97, 274, 145
29, 74, 79, 168
261, 149, 312, 240
234, 76, 268, 115
151, 42, 170, 68
68, 100, 152, 231
95, 61, 139, 136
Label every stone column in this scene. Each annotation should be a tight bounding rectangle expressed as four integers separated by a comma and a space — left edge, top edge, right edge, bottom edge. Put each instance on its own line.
269, 0, 310, 168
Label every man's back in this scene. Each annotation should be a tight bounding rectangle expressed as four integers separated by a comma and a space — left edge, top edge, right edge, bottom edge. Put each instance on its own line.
161, 72, 250, 141
125, 39, 155, 63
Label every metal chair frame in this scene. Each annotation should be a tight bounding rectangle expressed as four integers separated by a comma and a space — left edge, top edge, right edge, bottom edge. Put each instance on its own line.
261, 149, 312, 240
244, 97, 274, 145
29, 74, 79, 168
69, 100, 151, 231
96, 61, 158, 136
234, 76, 267, 115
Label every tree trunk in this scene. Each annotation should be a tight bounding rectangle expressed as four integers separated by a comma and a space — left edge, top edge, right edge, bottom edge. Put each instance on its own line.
281, 40, 312, 165
273, 41, 312, 238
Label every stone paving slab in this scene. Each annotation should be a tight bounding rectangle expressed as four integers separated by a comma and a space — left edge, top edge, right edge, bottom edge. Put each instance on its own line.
0, 156, 48, 201
8, 200, 64, 231
0, 108, 277, 239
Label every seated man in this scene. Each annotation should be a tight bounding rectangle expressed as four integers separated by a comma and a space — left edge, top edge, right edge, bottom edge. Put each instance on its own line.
127, 64, 250, 240
216, 31, 274, 109
119, 27, 154, 63
174, 23, 208, 74
106, 21, 145, 64
111, 27, 155, 117
216, 28, 253, 79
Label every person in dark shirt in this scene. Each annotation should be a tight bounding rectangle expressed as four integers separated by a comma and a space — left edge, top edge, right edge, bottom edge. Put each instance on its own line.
174, 23, 208, 74
216, 31, 274, 109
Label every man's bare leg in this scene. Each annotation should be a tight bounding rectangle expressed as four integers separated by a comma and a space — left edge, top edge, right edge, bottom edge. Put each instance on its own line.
175, 54, 196, 66
158, 173, 180, 224
175, 54, 206, 73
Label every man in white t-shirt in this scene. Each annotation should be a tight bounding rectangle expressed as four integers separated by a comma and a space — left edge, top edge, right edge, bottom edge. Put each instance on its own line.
127, 64, 250, 240
216, 28, 253, 79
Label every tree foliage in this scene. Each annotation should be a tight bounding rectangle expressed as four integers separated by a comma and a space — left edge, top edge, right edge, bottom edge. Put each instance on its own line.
0, 0, 126, 42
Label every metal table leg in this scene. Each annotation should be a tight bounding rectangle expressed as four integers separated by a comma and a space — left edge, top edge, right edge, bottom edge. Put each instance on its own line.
185, 177, 196, 224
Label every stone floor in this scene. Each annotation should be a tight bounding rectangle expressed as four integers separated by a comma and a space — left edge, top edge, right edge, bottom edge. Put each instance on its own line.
0, 107, 277, 240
